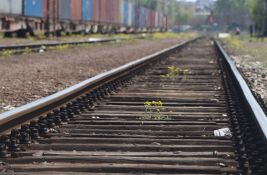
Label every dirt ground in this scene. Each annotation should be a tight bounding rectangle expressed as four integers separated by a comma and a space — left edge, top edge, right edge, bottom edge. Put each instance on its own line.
0, 38, 186, 113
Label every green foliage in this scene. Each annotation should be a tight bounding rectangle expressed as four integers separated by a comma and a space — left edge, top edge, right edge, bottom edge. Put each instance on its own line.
247, 0, 264, 23
140, 0, 194, 27
223, 34, 267, 64
143, 101, 168, 120
35, 32, 47, 40
54, 44, 70, 50
0, 50, 14, 57
148, 32, 196, 40
22, 47, 32, 55
215, 0, 267, 34
214, 0, 249, 27
175, 4, 194, 25
140, 0, 161, 10
224, 37, 242, 50
246, 0, 267, 35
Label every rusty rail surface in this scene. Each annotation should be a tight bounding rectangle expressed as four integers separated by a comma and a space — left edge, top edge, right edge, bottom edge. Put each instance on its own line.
0, 38, 266, 174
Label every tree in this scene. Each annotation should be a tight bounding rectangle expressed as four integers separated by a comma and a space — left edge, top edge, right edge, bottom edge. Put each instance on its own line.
214, 0, 250, 29
247, 0, 267, 35
140, 0, 161, 10
138, 0, 194, 27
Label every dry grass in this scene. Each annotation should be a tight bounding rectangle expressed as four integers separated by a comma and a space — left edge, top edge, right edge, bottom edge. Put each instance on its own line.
223, 35, 267, 67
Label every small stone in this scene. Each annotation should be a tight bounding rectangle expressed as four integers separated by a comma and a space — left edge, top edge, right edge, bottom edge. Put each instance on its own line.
217, 162, 227, 167
152, 142, 161, 146
213, 150, 218, 156
3, 105, 15, 111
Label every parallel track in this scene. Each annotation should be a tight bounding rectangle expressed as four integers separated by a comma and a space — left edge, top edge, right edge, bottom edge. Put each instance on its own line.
0, 38, 267, 174
0, 38, 120, 54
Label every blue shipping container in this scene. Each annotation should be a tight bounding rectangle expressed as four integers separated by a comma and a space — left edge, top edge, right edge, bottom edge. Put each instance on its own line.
123, 0, 129, 25
145, 8, 149, 27
131, 0, 135, 26
138, 7, 142, 28
82, 0, 92, 21
59, 0, 71, 19
24, 0, 43, 17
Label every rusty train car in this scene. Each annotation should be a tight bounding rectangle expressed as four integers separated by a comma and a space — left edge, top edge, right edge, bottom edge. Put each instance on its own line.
0, 0, 168, 37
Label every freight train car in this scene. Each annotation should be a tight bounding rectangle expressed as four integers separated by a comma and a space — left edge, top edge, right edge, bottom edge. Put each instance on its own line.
0, 0, 168, 37
0, 0, 25, 37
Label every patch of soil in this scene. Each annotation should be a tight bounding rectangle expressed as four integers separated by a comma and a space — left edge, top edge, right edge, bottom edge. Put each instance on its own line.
0, 39, 184, 113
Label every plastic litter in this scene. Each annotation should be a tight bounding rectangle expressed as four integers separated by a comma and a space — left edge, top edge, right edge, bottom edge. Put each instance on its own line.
214, 128, 232, 137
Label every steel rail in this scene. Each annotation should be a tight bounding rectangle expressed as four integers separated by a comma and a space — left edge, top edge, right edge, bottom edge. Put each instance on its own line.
0, 38, 120, 51
215, 40, 267, 142
0, 38, 197, 133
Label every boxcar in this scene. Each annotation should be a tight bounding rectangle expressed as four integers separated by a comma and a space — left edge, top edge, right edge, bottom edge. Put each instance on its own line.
92, 0, 100, 22
131, 0, 136, 27
0, 0, 23, 33
113, 0, 120, 25
43, 0, 59, 19
71, 0, 82, 21
82, 0, 92, 21
0, 0, 22, 15
24, 0, 43, 17
1, 0, 167, 36
59, 0, 70, 20
99, 0, 106, 23
138, 7, 142, 29
59, 0, 82, 21
128, 1, 133, 27
147, 8, 150, 28
123, 0, 128, 26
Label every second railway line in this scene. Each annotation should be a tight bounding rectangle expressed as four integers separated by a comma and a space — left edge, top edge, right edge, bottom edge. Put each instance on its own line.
0, 38, 267, 174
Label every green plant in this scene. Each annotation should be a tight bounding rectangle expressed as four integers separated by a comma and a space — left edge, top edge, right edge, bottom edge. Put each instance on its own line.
0, 33, 3, 39
35, 32, 47, 40
142, 101, 168, 120
1, 49, 14, 57
160, 66, 190, 80
54, 44, 70, 50
22, 47, 32, 55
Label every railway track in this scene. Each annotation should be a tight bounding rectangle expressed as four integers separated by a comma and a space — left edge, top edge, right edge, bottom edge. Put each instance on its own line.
0, 38, 267, 174
0, 38, 120, 54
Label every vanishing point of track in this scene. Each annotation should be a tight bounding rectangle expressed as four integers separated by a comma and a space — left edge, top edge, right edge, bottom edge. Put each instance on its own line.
0, 38, 267, 174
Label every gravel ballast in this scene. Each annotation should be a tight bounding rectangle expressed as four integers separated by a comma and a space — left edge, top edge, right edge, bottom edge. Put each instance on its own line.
0, 38, 185, 113
222, 39, 267, 111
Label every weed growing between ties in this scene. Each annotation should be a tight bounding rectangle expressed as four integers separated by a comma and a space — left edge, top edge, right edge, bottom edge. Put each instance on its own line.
160, 66, 190, 80
142, 101, 169, 120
